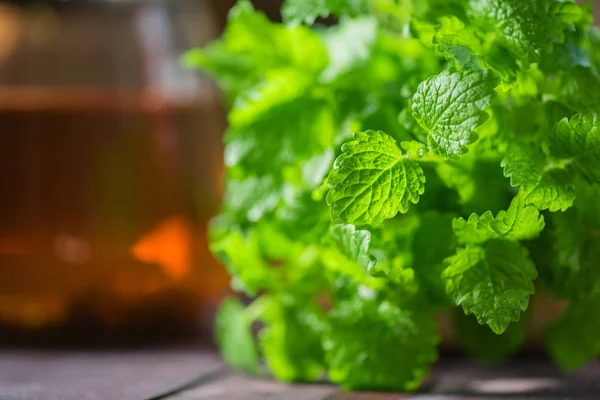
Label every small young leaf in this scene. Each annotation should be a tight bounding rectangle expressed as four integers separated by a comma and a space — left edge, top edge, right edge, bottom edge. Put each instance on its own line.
327, 130, 425, 225
453, 194, 545, 244
210, 228, 278, 296
182, 0, 327, 97
432, 16, 483, 67
215, 298, 260, 375
443, 240, 537, 334
412, 69, 500, 158
282, 0, 373, 26
502, 143, 575, 212
552, 113, 600, 183
329, 224, 377, 273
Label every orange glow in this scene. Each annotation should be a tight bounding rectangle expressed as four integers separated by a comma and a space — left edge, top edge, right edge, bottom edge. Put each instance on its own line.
131, 215, 192, 280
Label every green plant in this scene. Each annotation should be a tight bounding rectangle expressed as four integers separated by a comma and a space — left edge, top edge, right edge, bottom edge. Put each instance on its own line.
183, 0, 600, 391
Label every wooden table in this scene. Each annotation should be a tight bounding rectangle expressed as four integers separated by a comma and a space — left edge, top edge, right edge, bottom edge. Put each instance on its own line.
0, 350, 598, 399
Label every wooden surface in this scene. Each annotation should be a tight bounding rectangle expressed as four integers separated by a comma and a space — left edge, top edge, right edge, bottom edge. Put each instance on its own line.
0, 350, 598, 400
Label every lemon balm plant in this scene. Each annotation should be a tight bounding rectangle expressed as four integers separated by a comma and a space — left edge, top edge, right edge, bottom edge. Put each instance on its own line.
183, 0, 600, 390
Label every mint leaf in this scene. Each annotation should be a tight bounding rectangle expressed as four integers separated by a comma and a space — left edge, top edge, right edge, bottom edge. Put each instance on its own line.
226, 84, 336, 175
466, 0, 581, 65
215, 298, 260, 375
329, 224, 377, 273
260, 295, 326, 382
545, 296, 600, 371
320, 17, 378, 83
552, 113, 600, 183
209, 225, 278, 296
501, 143, 575, 212
367, 216, 420, 287
325, 292, 438, 391
282, 0, 331, 25
432, 16, 483, 68
412, 69, 500, 158
430, 16, 520, 84
182, 0, 327, 97
282, 0, 372, 26
327, 130, 425, 225
545, 182, 600, 300
453, 194, 545, 244
224, 176, 280, 222
443, 240, 537, 334
552, 66, 600, 114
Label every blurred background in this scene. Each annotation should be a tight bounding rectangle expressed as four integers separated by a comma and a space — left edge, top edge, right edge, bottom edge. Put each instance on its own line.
0, 0, 284, 349
0, 0, 598, 350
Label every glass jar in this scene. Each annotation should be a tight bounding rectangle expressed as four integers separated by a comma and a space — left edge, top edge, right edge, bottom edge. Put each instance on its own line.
0, 0, 229, 345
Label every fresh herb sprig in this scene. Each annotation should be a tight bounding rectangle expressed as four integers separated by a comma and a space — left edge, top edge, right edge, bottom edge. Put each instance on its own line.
184, 0, 600, 390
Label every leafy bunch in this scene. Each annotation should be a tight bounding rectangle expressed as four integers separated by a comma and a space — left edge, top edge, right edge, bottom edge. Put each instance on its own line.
184, 0, 600, 391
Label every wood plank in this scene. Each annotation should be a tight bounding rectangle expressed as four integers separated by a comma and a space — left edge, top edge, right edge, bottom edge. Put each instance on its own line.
172, 357, 600, 400
169, 372, 337, 400
1, 351, 598, 400
0, 349, 223, 400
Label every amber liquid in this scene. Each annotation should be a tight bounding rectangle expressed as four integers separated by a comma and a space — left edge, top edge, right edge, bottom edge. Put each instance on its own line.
0, 90, 229, 345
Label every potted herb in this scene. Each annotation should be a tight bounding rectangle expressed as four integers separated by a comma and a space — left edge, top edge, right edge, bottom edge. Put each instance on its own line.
183, 0, 600, 391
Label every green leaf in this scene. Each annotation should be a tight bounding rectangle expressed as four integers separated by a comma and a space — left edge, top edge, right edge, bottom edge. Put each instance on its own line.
430, 16, 520, 84
545, 296, 600, 371
551, 66, 600, 114
225, 74, 336, 175
327, 130, 425, 225
182, 1, 327, 97
552, 113, 600, 183
282, 0, 373, 26
412, 69, 500, 158
215, 298, 260, 375
260, 295, 326, 382
443, 240, 537, 334
432, 16, 484, 67
466, 0, 581, 65
545, 182, 600, 300
454, 308, 527, 363
320, 17, 378, 83
501, 143, 575, 212
224, 176, 280, 222
276, 190, 331, 242
367, 216, 420, 288
229, 69, 311, 127
324, 292, 438, 391
225, 94, 336, 175
453, 194, 545, 244
209, 225, 278, 296
282, 0, 331, 25
329, 224, 377, 273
